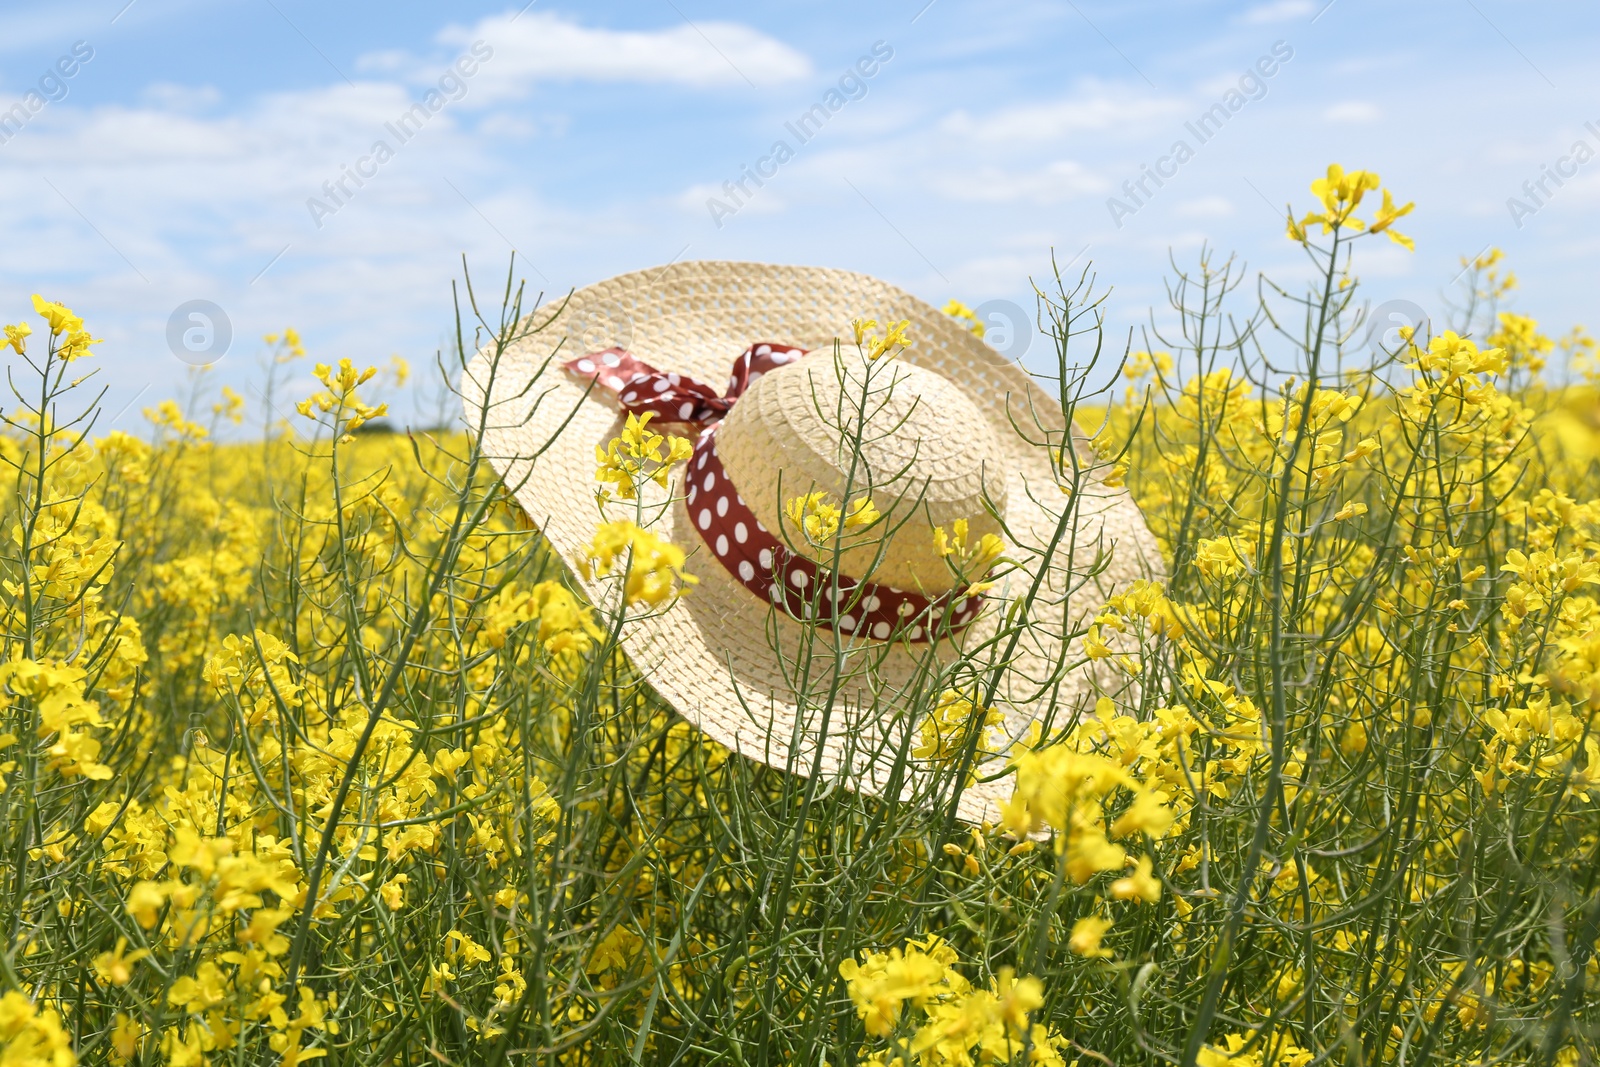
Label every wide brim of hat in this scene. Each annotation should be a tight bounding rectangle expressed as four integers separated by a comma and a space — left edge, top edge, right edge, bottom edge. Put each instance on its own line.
462, 260, 1164, 823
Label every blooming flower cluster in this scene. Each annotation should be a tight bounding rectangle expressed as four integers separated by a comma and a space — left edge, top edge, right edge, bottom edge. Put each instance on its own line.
931, 518, 1005, 583
1287, 163, 1413, 249
852, 317, 913, 361
941, 300, 986, 338
839, 936, 1070, 1066
294, 358, 389, 439
579, 520, 694, 608
594, 411, 693, 505
784, 490, 880, 545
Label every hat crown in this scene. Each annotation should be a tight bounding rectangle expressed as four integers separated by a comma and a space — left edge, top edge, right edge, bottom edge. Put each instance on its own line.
714, 349, 1007, 595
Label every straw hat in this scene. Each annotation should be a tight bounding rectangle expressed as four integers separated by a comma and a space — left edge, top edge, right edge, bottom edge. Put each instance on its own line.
463, 261, 1163, 823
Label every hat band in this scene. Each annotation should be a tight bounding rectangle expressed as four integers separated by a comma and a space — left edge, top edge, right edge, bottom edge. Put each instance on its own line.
686, 426, 984, 642
565, 342, 808, 426
566, 343, 986, 643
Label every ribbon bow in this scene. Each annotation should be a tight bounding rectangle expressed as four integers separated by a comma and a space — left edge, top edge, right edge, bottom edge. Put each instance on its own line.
564, 342, 808, 426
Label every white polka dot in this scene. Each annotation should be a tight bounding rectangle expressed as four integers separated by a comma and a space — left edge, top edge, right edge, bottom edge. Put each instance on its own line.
771, 350, 792, 364
734, 522, 748, 543
758, 548, 773, 569
729, 376, 739, 389
954, 597, 969, 612
679, 402, 695, 420
739, 561, 755, 581
667, 373, 681, 386
840, 615, 857, 631
736, 493, 745, 506
652, 378, 671, 393
755, 344, 771, 356
863, 595, 881, 612
703, 473, 716, 491
629, 372, 646, 383
697, 453, 708, 470
716, 496, 728, 517
623, 391, 637, 401
872, 622, 891, 639
602, 352, 620, 366
756, 520, 768, 533
770, 585, 785, 603
688, 487, 698, 504
909, 626, 924, 640
748, 371, 763, 384
576, 359, 595, 373
898, 601, 916, 617
716, 535, 729, 555
789, 569, 808, 589
698, 509, 711, 530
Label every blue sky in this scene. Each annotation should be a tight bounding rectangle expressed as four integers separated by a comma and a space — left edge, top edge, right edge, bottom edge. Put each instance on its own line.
3, 0, 1598, 430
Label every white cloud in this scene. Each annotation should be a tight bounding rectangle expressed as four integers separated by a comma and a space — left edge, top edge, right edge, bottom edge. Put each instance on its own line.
475, 112, 566, 140
946, 253, 1045, 298
1354, 243, 1421, 279
354, 50, 412, 75
139, 83, 223, 112
941, 88, 1188, 143
1323, 101, 1381, 123
1561, 169, 1600, 205
3, 82, 413, 171
932, 161, 1107, 204
424, 11, 812, 100
677, 181, 786, 216
0, 74, 532, 425
1240, 0, 1315, 24
1175, 196, 1235, 218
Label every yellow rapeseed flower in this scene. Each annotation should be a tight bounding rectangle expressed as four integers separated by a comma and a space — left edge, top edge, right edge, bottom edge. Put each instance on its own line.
32, 294, 83, 336
785, 491, 878, 544
1289, 164, 1410, 250
1068, 915, 1113, 958
595, 412, 693, 503
851, 316, 912, 360
1110, 788, 1176, 838
31, 294, 101, 360
1369, 188, 1415, 250
1110, 855, 1162, 903
93, 937, 150, 985
0, 991, 76, 1066
839, 936, 963, 1038
942, 299, 986, 338
4, 321, 30, 354
932, 519, 1004, 578
579, 520, 695, 607
914, 689, 1004, 770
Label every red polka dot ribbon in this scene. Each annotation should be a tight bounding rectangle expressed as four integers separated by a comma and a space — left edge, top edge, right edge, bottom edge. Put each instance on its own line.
565, 342, 805, 424
565, 345, 985, 643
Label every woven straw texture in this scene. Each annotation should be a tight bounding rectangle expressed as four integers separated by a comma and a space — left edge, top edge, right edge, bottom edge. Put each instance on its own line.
462, 261, 1164, 823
